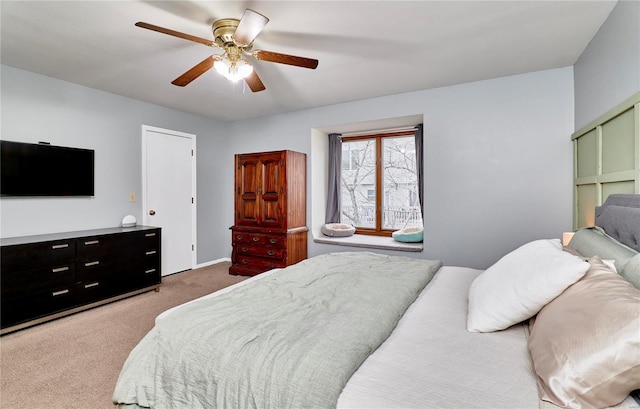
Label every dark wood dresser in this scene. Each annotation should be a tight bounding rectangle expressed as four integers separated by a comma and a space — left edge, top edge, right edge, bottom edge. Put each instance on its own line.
1, 225, 161, 334
230, 150, 308, 276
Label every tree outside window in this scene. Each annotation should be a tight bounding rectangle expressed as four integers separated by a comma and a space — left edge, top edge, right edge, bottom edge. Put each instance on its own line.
340, 132, 422, 235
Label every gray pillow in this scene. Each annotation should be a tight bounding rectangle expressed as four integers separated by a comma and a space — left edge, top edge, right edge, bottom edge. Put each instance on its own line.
568, 227, 640, 289
619, 254, 640, 290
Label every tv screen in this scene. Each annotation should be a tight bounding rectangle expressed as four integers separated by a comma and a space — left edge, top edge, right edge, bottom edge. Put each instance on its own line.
1, 140, 95, 197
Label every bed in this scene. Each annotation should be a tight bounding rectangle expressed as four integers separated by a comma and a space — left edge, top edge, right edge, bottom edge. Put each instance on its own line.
113, 194, 640, 409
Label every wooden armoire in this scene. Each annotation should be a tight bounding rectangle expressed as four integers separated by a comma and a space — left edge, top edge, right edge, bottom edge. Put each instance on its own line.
230, 150, 308, 276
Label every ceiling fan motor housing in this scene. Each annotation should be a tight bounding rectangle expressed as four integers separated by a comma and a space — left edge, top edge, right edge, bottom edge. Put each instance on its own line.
213, 19, 240, 47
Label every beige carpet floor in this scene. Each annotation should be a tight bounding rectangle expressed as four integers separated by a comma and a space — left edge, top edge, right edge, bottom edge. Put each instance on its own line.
0, 261, 246, 409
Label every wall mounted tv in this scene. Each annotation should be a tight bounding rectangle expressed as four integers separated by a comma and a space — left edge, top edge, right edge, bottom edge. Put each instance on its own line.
1, 140, 95, 197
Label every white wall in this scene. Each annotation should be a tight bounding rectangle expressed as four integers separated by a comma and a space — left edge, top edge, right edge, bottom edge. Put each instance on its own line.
0, 65, 227, 264
226, 67, 575, 269
574, 0, 640, 129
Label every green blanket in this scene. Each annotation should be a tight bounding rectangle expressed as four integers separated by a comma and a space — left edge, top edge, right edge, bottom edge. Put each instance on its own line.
113, 252, 442, 409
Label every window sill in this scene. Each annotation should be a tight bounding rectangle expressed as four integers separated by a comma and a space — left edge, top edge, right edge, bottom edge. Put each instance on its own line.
314, 234, 423, 252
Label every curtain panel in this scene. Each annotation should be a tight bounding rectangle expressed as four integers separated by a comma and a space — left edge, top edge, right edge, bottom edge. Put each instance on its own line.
325, 133, 342, 223
415, 124, 424, 218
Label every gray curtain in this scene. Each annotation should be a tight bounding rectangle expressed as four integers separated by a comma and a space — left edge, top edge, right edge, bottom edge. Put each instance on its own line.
415, 124, 424, 217
325, 133, 342, 223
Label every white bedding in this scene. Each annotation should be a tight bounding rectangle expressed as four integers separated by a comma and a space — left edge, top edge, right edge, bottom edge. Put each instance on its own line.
156, 265, 639, 409
339, 266, 540, 409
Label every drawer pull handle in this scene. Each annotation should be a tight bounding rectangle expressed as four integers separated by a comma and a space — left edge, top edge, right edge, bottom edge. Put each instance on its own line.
52, 289, 69, 297
51, 243, 69, 250
145, 233, 156, 237
236, 235, 243, 240
84, 282, 100, 289
241, 247, 249, 253
84, 240, 100, 246
252, 237, 260, 242
85, 261, 100, 267
269, 239, 278, 244
146, 250, 157, 256
145, 268, 156, 274
242, 259, 250, 264
267, 250, 275, 256
52, 266, 70, 273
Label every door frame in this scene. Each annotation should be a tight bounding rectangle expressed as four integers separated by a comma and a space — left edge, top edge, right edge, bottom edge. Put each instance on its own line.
141, 125, 197, 271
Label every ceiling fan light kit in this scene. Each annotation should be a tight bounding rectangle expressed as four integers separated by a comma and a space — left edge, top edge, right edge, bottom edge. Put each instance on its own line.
135, 9, 318, 92
214, 57, 253, 82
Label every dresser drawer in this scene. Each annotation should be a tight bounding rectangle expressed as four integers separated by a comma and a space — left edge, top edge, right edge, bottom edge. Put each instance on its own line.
1, 294, 38, 328
234, 244, 284, 260
76, 256, 115, 282
76, 234, 134, 259
32, 285, 77, 318
1, 240, 75, 271
76, 280, 112, 304
2, 263, 76, 298
1, 284, 77, 328
142, 229, 160, 245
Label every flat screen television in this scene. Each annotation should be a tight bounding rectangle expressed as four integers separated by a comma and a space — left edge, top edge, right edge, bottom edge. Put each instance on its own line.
1, 140, 95, 197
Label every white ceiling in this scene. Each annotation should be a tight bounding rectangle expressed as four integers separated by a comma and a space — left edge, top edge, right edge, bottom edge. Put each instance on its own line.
0, 1, 617, 123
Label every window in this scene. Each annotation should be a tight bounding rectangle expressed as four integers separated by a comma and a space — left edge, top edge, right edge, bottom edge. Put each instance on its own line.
340, 131, 423, 236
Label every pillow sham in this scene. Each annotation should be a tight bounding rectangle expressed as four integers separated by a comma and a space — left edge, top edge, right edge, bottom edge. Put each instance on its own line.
528, 257, 640, 409
467, 239, 589, 333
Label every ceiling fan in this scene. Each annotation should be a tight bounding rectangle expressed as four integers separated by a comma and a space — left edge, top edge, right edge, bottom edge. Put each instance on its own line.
135, 9, 319, 92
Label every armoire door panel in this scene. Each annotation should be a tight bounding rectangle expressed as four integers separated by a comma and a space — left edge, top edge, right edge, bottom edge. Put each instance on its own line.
241, 201, 259, 223
240, 162, 259, 194
261, 193, 281, 225
236, 156, 261, 226
261, 158, 281, 195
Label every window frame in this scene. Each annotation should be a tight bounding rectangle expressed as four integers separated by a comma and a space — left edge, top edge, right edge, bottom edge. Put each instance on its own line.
341, 130, 418, 237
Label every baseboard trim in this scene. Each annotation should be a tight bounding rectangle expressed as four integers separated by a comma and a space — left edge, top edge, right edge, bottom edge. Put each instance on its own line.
195, 257, 231, 269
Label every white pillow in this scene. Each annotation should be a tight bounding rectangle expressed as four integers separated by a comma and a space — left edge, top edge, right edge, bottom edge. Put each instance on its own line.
467, 239, 589, 332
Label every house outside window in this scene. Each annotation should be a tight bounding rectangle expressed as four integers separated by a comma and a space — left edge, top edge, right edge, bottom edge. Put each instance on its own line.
340, 131, 422, 236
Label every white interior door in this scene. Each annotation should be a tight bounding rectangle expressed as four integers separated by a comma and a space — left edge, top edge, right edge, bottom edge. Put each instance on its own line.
142, 126, 196, 276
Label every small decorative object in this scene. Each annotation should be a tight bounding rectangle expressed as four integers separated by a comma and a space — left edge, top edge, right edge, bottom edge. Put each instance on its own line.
392, 227, 423, 243
322, 223, 356, 237
121, 215, 137, 228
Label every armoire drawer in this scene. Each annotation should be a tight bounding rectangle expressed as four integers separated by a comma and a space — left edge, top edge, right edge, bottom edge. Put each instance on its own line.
234, 255, 286, 271
232, 232, 285, 248
234, 244, 285, 260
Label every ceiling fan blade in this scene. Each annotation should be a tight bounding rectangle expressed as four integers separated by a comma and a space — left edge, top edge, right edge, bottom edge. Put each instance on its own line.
244, 70, 266, 92
233, 9, 269, 47
135, 22, 216, 47
253, 50, 318, 69
171, 55, 218, 86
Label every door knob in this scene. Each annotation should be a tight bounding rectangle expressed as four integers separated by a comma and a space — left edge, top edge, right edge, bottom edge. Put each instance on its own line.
149, 210, 156, 216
